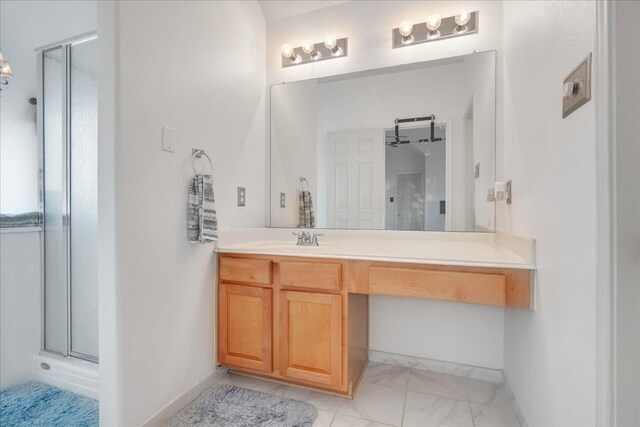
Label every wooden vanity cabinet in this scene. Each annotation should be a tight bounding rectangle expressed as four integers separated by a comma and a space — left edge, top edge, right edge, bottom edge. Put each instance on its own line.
217, 254, 367, 396
217, 253, 532, 397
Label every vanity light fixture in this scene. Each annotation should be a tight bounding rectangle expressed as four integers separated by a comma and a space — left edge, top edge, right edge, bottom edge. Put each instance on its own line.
281, 36, 348, 68
392, 11, 478, 49
0, 51, 13, 94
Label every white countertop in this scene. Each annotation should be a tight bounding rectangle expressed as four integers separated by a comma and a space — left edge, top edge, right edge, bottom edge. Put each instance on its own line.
215, 228, 536, 270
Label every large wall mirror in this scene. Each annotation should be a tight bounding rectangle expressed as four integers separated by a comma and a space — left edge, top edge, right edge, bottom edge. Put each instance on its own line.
270, 50, 496, 232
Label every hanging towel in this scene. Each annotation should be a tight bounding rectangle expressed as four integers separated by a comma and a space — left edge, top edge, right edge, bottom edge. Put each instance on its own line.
0, 212, 42, 228
188, 174, 218, 244
298, 191, 316, 228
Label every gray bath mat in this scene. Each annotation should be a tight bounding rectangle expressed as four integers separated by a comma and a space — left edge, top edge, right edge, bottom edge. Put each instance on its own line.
165, 384, 317, 427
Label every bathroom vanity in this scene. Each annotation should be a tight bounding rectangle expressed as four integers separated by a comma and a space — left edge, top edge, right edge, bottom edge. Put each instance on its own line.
215, 229, 535, 397
216, 48, 535, 397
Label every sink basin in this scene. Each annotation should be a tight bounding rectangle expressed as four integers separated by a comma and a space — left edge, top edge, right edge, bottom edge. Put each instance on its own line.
228, 240, 291, 250
228, 240, 336, 251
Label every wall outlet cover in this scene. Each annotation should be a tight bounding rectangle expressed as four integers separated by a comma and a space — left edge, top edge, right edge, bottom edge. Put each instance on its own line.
562, 53, 592, 118
280, 192, 286, 208
237, 187, 246, 207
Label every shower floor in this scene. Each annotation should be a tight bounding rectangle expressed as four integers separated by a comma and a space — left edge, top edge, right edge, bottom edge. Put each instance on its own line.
0, 382, 98, 427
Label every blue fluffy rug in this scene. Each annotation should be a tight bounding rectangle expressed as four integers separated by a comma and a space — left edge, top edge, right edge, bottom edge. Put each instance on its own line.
166, 384, 317, 427
0, 382, 98, 427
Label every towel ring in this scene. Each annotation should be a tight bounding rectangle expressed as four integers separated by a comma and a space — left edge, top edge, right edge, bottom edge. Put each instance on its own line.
299, 177, 310, 192
192, 149, 213, 175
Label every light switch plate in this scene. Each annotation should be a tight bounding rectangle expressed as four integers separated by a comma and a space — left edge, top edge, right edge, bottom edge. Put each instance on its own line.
562, 53, 592, 118
237, 187, 245, 207
162, 125, 176, 153
280, 192, 286, 208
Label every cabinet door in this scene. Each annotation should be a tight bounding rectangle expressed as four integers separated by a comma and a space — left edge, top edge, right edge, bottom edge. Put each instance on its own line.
219, 283, 272, 372
280, 291, 342, 388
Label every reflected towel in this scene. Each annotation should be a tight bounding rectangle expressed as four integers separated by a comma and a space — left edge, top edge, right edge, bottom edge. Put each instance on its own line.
188, 175, 218, 244
298, 191, 315, 228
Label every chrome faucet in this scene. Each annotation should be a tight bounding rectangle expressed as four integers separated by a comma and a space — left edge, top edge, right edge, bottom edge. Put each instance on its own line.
292, 231, 323, 246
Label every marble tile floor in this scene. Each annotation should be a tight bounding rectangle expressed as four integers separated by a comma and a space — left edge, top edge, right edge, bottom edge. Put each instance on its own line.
214, 362, 520, 427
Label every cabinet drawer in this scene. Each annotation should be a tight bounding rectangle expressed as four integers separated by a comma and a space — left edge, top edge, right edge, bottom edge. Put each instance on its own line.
369, 266, 506, 306
278, 261, 342, 291
220, 257, 272, 285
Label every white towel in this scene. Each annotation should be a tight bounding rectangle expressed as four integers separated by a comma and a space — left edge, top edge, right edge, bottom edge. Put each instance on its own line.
188, 174, 218, 244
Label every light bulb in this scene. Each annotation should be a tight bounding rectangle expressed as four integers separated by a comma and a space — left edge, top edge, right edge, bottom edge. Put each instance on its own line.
302, 40, 316, 54
302, 39, 321, 60
426, 14, 442, 31
0, 62, 11, 77
281, 44, 295, 58
426, 30, 440, 40
399, 21, 413, 37
324, 35, 337, 50
0, 51, 12, 79
455, 11, 471, 27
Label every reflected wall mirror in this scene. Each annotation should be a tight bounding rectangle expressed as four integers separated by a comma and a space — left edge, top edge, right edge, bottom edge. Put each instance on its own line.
270, 50, 496, 232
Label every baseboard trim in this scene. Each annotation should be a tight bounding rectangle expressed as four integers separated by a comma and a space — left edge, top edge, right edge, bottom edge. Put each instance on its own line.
142, 366, 228, 427
369, 349, 503, 383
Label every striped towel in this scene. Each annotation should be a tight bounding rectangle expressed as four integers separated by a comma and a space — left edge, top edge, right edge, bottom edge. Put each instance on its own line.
298, 191, 316, 228
188, 174, 218, 244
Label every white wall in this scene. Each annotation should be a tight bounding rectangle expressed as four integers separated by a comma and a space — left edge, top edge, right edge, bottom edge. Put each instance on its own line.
463, 53, 496, 231
422, 140, 447, 231
267, 1, 505, 369
97, 2, 118, 424
499, 1, 598, 425
0, 43, 38, 214
0, 0, 96, 392
105, 1, 266, 424
315, 62, 470, 231
270, 80, 317, 227
371, 296, 504, 369
0, 231, 41, 390
612, 1, 640, 425
384, 144, 427, 230
0, 0, 97, 214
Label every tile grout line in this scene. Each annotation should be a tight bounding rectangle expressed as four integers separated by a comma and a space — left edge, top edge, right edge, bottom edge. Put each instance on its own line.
228, 364, 517, 427
326, 409, 337, 427
399, 369, 410, 427
463, 378, 478, 427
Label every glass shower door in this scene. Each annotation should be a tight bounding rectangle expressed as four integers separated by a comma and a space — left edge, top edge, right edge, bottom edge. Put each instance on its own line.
69, 39, 98, 360
43, 46, 67, 355
41, 36, 98, 361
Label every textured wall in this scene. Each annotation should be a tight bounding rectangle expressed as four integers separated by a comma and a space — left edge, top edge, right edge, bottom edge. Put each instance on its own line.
104, 1, 267, 424
500, 1, 598, 425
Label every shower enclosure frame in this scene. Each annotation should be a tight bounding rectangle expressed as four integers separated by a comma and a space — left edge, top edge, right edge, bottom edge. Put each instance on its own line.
36, 31, 98, 363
